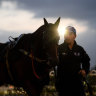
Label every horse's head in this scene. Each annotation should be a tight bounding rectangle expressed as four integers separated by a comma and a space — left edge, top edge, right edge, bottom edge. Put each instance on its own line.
14, 18, 60, 68
42, 18, 60, 67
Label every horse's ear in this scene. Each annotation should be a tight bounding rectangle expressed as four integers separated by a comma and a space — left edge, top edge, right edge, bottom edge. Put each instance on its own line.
44, 18, 48, 25
55, 17, 60, 28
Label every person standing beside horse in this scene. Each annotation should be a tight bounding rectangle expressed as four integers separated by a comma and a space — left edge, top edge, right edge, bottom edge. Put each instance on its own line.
55, 26, 90, 96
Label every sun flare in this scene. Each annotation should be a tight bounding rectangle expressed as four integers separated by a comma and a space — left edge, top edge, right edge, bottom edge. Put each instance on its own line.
58, 27, 66, 37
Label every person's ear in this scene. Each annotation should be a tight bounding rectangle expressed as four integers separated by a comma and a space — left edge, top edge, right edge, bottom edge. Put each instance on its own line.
75, 34, 76, 38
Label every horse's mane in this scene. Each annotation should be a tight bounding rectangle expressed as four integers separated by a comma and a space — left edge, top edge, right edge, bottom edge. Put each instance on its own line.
14, 24, 46, 52
32, 24, 45, 37
22, 24, 45, 40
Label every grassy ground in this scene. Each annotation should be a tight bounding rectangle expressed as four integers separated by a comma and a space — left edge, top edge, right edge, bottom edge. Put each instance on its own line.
0, 71, 96, 96
41, 70, 96, 96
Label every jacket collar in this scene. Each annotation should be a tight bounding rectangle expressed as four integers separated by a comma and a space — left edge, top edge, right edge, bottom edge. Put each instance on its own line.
63, 40, 77, 50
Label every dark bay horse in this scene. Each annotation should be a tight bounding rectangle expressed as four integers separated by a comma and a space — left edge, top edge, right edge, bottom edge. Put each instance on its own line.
0, 18, 60, 96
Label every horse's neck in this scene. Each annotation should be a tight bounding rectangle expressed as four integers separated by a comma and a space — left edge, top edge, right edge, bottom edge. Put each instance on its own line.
16, 33, 44, 56
30, 32, 46, 58
31, 35, 44, 57
0, 43, 3, 45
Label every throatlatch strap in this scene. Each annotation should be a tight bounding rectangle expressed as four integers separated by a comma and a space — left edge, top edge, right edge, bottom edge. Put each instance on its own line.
19, 49, 46, 63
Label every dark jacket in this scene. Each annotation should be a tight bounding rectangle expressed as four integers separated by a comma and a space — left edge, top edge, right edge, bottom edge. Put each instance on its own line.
56, 40, 90, 80
56, 40, 90, 96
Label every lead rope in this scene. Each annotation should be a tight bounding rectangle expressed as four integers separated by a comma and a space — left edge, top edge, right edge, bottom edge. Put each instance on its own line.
31, 50, 41, 80
6, 49, 14, 81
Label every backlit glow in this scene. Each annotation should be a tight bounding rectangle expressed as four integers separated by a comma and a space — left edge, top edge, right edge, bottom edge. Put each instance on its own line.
58, 27, 66, 37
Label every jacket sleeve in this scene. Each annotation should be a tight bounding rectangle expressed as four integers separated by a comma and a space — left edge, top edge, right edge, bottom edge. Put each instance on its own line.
81, 48, 90, 74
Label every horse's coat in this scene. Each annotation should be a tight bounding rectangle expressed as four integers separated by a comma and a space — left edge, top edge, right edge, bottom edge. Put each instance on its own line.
0, 18, 60, 96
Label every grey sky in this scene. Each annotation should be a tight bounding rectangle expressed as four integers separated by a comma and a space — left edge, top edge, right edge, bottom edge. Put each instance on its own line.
3, 0, 95, 29
14, 0, 96, 20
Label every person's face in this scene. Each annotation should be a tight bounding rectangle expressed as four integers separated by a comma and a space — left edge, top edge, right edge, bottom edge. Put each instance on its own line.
64, 31, 76, 44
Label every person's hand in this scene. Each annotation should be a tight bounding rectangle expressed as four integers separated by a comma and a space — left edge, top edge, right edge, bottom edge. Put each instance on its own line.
79, 70, 86, 77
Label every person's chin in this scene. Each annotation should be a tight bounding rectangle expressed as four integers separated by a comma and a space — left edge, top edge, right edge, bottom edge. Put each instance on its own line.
65, 40, 71, 44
